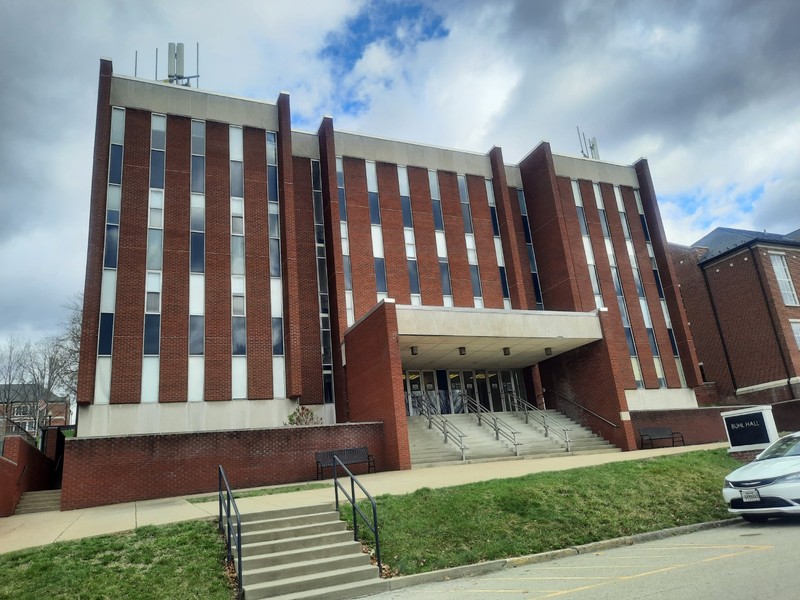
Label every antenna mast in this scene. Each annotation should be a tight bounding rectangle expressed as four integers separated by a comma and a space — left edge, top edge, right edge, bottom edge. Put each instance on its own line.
576, 126, 600, 159
165, 42, 200, 87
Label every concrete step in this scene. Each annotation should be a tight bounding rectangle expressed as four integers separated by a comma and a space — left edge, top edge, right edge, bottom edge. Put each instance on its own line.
244, 564, 378, 600
15, 490, 61, 514
238, 509, 340, 533
241, 530, 355, 558
241, 521, 347, 545
240, 503, 333, 523
258, 577, 389, 600
240, 540, 363, 571
243, 552, 372, 586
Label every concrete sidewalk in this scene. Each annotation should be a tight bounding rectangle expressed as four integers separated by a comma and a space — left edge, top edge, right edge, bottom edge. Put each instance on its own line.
0, 442, 728, 555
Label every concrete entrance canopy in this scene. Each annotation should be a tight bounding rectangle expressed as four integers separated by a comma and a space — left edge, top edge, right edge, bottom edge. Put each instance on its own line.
395, 305, 603, 369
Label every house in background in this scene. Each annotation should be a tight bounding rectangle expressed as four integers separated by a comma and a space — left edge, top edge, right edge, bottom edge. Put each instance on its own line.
671, 227, 800, 409
0, 384, 71, 438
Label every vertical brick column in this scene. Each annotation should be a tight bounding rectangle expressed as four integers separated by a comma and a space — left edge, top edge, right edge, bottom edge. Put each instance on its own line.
293, 155, 324, 403
344, 301, 411, 471
408, 166, 441, 304
204, 121, 231, 401
489, 147, 530, 309
78, 59, 113, 406
277, 93, 302, 399
469, 174, 504, 308
344, 157, 377, 317
159, 115, 190, 402
439, 171, 472, 307
317, 118, 349, 419
377, 162, 410, 304
519, 143, 581, 311
635, 159, 703, 387
109, 108, 149, 404
244, 127, 272, 399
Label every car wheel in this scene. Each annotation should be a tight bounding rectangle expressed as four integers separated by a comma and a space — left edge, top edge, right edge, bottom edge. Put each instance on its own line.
742, 514, 770, 523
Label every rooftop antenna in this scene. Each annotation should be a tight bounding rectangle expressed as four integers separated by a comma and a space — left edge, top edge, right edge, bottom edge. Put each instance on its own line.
134, 50, 138, 77
576, 126, 600, 159
165, 42, 200, 87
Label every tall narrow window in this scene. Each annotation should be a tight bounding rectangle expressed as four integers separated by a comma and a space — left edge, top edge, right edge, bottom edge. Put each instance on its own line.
312, 160, 334, 404
458, 174, 482, 307
337, 157, 355, 325
366, 161, 387, 301
267, 131, 284, 398
398, 166, 421, 305
771, 253, 799, 306
188, 120, 206, 402
486, 179, 510, 309
430, 170, 453, 307
517, 189, 544, 309
572, 180, 603, 309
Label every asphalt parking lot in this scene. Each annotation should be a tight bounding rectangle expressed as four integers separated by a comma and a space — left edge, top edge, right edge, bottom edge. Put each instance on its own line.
370, 517, 800, 599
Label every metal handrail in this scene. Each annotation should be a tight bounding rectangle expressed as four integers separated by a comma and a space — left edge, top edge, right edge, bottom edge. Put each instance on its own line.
505, 392, 572, 452
546, 388, 619, 428
457, 393, 521, 456
410, 394, 468, 461
333, 455, 382, 575
218, 465, 243, 599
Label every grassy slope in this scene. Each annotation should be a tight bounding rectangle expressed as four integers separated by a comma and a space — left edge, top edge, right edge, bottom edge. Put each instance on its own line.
350, 449, 741, 575
0, 520, 232, 600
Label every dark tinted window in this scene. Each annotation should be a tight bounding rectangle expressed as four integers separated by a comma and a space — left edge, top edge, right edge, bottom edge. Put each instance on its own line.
98, 313, 114, 355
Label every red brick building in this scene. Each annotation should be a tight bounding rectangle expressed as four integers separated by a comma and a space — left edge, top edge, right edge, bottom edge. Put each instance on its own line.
671, 227, 800, 406
67, 59, 721, 507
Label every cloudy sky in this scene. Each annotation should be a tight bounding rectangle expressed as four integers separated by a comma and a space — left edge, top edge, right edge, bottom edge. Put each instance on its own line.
1, 0, 798, 342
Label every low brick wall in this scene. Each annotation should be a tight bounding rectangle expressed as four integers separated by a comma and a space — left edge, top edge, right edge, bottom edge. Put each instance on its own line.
0, 436, 55, 517
61, 422, 384, 510
629, 407, 729, 449
728, 449, 761, 463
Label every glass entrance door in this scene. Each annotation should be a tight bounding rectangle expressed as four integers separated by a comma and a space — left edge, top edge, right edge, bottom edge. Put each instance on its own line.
486, 370, 503, 412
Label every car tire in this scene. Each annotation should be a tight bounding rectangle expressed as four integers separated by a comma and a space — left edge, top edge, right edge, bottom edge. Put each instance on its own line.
742, 514, 770, 523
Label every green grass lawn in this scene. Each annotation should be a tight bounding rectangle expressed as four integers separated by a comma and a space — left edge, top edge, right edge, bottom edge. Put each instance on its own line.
0, 520, 233, 600
0, 449, 741, 595
344, 449, 741, 575
187, 481, 330, 504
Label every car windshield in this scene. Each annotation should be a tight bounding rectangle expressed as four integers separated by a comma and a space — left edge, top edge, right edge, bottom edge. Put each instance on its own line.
757, 435, 800, 460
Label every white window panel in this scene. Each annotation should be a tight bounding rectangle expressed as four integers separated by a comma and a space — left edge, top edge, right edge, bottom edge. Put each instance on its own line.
467, 248, 478, 264
100, 269, 117, 313
640, 298, 653, 327
94, 356, 112, 405
107, 184, 121, 211
571, 180, 583, 206
594, 295, 604, 310
474, 297, 484, 309
149, 189, 164, 209
614, 186, 625, 211
146, 271, 161, 292
403, 228, 415, 246
675, 357, 687, 388
626, 240, 637, 265
631, 357, 643, 387
654, 357, 666, 387
661, 299, 672, 328
191, 193, 204, 208
485, 179, 496, 205
634, 189, 644, 214
583, 237, 595, 265
345, 291, 355, 327
443, 295, 454, 307
503, 298, 512, 310
371, 225, 384, 258
405, 241, 416, 260
410, 294, 422, 306
110, 107, 125, 144
232, 356, 247, 399
341, 236, 350, 256
792, 321, 800, 349
273, 356, 286, 398
140, 356, 159, 403
377, 292, 388, 302
231, 275, 245, 295
494, 238, 505, 267
593, 183, 604, 209
187, 356, 204, 402
231, 196, 244, 216
605, 239, 616, 265
465, 234, 476, 251
189, 274, 205, 315
365, 162, 378, 192
271, 278, 283, 318
435, 231, 448, 258
397, 165, 409, 196
340, 222, 349, 242
229, 126, 243, 161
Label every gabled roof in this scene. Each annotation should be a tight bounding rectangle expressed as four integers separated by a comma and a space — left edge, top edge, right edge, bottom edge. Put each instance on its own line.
692, 227, 800, 263
0, 384, 68, 404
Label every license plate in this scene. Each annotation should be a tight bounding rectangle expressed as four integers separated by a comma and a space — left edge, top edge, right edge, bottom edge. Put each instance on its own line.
741, 489, 760, 503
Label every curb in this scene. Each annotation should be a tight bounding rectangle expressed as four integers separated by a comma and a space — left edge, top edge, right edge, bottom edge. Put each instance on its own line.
384, 518, 739, 589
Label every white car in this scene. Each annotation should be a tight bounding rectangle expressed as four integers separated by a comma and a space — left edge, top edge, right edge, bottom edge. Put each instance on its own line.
723, 431, 800, 522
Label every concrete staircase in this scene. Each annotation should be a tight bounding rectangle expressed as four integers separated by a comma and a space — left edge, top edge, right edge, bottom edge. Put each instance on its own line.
15, 489, 61, 514
408, 409, 619, 466
236, 503, 388, 600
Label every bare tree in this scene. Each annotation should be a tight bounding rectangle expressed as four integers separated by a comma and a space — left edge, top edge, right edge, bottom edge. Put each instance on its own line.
57, 293, 82, 404
0, 335, 30, 421
23, 336, 70, 429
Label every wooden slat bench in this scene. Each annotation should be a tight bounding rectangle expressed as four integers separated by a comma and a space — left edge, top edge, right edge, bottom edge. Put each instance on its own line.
315, 447, 376, 480
639, 427, 685, 449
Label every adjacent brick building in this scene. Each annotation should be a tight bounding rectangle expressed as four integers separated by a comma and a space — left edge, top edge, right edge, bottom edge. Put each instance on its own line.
671, 227, 800, 406
67, 59, 721, 507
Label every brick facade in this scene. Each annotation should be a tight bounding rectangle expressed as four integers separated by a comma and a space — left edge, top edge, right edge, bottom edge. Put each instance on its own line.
60, 422, 383, 510
0, 437, 54, 517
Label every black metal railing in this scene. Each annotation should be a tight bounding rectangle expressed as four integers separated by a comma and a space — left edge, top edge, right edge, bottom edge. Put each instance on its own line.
409, 394, 468, 460
218, 465, 243, 599
457, 393, 521, 455
546, 389, 618, 429
0, 417, 37, 455
333, 455, 382, 575
505, 392, 572, 452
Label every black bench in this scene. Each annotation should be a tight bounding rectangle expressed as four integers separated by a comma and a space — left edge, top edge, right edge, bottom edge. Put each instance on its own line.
315, 447, 375, 480
639, 427, 685, 449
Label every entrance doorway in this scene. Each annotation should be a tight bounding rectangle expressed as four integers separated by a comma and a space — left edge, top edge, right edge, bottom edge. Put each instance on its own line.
404, 368, 525, 415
